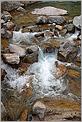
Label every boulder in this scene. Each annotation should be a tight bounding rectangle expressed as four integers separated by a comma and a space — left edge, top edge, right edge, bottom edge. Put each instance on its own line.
58, 41, 79, 63
2, 53, 20, 64
9, 44, 26, 57
66, 23, 75, 33
37, 16, 66, 25
41, 38, 60, 53
1, 1, 24, 11
1, 11, 12, 22
3, 21, 14, 30
32, 6, 68, 16
33, 101, 46, 120
22, 45, 38, 64
1, 29, 13, 39
17, 7, 26, 12
73, 16, 81, 29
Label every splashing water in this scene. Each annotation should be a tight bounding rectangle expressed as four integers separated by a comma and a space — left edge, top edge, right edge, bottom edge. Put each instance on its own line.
28, 47, 67, 97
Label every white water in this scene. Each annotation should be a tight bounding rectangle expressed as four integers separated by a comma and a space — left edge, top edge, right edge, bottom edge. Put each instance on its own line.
12, 29, 38, 44
1, 60, 31, 92
28, 47, 67, 97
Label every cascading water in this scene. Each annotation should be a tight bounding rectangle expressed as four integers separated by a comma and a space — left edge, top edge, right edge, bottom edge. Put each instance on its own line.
28, 47, 67, 97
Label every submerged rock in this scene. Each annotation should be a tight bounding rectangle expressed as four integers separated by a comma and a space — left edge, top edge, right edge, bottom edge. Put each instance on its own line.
2, 53, 20, 64
32, 6, 68, 16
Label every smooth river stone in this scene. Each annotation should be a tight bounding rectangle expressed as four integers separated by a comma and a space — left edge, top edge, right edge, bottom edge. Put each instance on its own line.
32, 6, 68, 16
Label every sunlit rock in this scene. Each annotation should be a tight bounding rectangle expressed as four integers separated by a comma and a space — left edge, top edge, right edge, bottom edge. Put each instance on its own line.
9, 44, 26, 57
2, 53, 20, 64
32, 6, 68, 16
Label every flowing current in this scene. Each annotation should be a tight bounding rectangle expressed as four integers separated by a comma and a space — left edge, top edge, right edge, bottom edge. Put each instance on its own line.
2, 29, 80, 97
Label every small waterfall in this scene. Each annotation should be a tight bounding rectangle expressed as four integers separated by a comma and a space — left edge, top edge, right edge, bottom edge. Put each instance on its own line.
38, 46, 45, 61
28, 47, 66, 97
12, 29, 38, 44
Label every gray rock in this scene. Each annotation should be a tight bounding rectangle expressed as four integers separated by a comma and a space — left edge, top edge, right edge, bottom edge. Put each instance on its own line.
32, 6, 68, 16
37, 16, 66, 25
73, 16, 81, 29
6, 30, 13, 39
1, 19, 5, 27
17, 7, 26, 12
9, 44, 26, 57
3, 53, 20, 64
33, 101, 46, 120
1, 11, 12, 22
3, 21, 14, 30
1, 1, 24, 11
66, 23, 75, 32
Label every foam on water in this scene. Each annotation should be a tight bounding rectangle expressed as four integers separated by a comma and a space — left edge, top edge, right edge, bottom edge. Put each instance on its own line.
1, 60, 30, 92
28, 47, 66, 97
12, 29, 38, 44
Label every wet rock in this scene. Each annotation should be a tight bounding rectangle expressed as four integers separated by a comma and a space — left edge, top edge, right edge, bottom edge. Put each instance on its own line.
55, 25, 63, 31
1, 28, 6, 37
32, 6, 68, 16
66, 66, 81, 97
2, 53, 20, 64
5, 30, 13, 39
23, 45, 38, 64
18, 63, 30, 75
17, 7, 26, 12
5, 21, 14, 30
58, 41, 79, 63
32, 97, 80, 121
59, 28, 67, 36
1, 19, 5, 27
1, 29, 13, 39
1, 11, 12, 22
19, 109, 28, 121
1, 1, 24, 11
1, 68, 7, 81
73, 16, 81, 29
66, 23, 75, 33
1, 75, 33, 120
54, 62, 67, 79
37, 16, 66, 25
33, 101, 46, 120
1, 102, 7, 121
9, 44, 26, 57
41, 38, 60, 53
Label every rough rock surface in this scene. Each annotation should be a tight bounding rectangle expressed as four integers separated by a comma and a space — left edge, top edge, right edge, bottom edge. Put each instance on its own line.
2, 53, 20, 64
33, 101, 46, 120
9, 44, 26, 57
1, 1, 24, 11
32, 6, 68, 16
